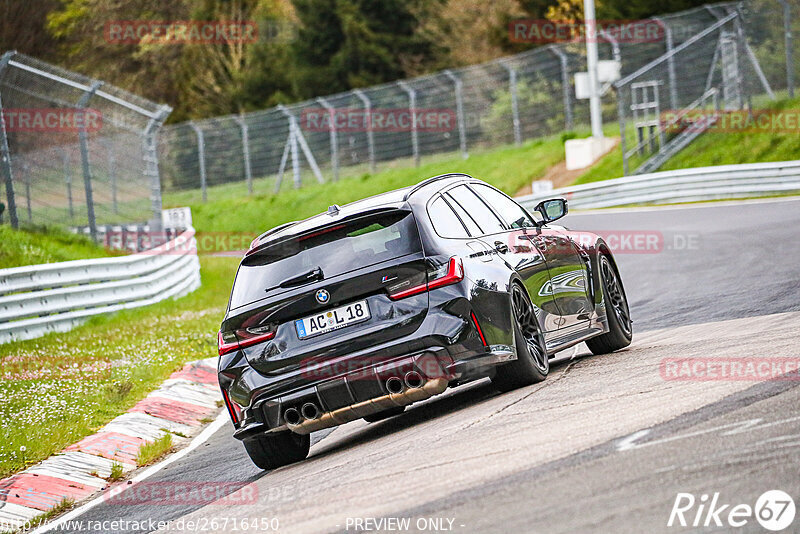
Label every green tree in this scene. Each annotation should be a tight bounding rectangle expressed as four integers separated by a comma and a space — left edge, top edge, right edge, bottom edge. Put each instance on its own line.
291, 0, 442, 98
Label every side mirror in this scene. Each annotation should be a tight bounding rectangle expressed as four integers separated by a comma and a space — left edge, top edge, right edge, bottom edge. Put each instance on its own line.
534, 198, 568, 224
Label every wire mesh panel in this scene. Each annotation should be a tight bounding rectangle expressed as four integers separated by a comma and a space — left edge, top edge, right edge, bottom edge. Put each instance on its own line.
154, 1, 795, 195
0, 52, 171, 237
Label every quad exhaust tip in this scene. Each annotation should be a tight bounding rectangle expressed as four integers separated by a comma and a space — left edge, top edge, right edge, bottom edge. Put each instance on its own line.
386, 376, 405, 394
284, 407, 302, 426
404, 371, 424, 389
301, 402, 320, 420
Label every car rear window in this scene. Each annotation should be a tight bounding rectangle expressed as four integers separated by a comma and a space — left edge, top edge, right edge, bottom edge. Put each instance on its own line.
229, 211, 422, 309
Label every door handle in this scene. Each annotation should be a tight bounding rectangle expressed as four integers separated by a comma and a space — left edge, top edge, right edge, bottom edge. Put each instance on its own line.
494, 241, 509, 254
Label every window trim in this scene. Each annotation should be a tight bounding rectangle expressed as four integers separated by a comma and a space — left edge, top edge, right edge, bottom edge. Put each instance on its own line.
468, 182, 541, 229
443, 183, 508, 237
426, 193, 471, 240
443, 191, 482, 236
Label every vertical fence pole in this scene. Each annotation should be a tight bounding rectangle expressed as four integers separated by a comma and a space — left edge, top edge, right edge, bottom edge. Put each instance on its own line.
502, 63, 522, 146
78, 81, 102, 242
779, 0, 794, 98
353, 90, 376, 173
653, 18, 679, 110
190, 123, 207, 203
62, 149, 74, 219
316, 97, 339, 180
398, 81, 420, 167
144, 106, 170, 234
0, 51, 18, 228
616, 87, 629, 176
278, 105, 302, 188
443, 70, 468, 159
234, 114, 253, 194
548, 47, 574, 131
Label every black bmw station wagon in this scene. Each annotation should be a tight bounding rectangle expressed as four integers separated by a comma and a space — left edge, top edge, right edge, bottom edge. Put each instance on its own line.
218, 174, 632, 469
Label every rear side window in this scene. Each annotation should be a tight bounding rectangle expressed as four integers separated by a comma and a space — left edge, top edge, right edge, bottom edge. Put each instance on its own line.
444, 193, 482, 235
428, 196, 469, 238
447, 185, 506, 235
471, 184, 539, 228
230, 211, 422, 309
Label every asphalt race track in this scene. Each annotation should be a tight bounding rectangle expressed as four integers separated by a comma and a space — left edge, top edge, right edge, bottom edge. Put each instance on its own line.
47, 197, 800, 534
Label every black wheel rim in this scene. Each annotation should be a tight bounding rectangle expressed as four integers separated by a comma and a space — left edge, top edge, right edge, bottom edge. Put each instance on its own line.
512, 285, 549, 373
601, 258, 632, 336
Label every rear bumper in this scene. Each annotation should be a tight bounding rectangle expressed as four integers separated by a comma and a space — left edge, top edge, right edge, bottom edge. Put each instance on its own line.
233, 348, 453, 439
223, 283, 516, 439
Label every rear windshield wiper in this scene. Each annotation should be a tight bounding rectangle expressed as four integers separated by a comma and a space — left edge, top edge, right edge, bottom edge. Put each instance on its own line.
265, 267, 324, 293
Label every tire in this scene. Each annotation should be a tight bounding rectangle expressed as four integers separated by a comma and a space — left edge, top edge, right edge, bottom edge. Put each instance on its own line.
492, 284, 549, 392
586, 254, 633, 355
243, 431, 310, 470
363, 406, 406, 423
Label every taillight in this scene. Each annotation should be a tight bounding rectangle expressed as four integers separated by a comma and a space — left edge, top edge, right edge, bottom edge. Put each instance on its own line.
218, 331, 239, 356
221, 388, 242, 425
388, 257, 464, 300
218, 329, 276, 356
470, 311, 488, 347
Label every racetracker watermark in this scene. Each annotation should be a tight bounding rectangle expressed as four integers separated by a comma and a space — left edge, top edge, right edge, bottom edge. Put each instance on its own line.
660, 358, 800, 382
300, 108, 456, 133
1, 108, 102, 132
507, 230, 700, 255
104, 482, 261, 506
104, 20, 258, 44
509, 19, 664, 43
662, 109, 800, 133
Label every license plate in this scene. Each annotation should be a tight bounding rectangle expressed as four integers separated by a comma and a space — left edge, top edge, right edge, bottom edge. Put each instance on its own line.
295, 300, 370, 339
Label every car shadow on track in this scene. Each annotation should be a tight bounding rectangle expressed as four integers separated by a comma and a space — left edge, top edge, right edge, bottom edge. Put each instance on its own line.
307, 355, 580, 460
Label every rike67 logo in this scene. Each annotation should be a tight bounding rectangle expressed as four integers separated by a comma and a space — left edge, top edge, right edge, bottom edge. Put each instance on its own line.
668, 490, 796, 531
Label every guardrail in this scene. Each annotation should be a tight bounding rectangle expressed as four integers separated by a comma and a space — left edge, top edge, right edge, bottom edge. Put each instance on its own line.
516, 160, 800, 210
0, 229, 201, 344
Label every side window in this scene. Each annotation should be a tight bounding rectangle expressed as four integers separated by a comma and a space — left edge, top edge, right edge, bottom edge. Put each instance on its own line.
444, 193, 481, 236
447, 185, 506, 235
471, 184, 539, 228
428, 196, 469, 238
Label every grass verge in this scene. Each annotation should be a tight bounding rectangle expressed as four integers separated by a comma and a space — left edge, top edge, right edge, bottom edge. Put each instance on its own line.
0, 225, 119, 269
167, 134, 585, 238
0, 256, 238, 479
575, 95, 800, 185
136, 434, 173, 467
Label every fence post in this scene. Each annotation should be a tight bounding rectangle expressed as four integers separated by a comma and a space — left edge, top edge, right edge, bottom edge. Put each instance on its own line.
502, 63, 522, 146
353, 89, 376, 173
278, 105, 302, 188
190, 123, 207, 203
443, 70, 468, 159
0, 51, 18, 229
144, 106, 170, 234
778, 0, 794, 98
653, 17, 679, 109
234, 114, 253, 194
397, 81, 420, 167
316, 97, 339, 180
616, 87, 629, 176
62, 149, 74, 218
78, 81, 103, 242
547, 47, 574, 131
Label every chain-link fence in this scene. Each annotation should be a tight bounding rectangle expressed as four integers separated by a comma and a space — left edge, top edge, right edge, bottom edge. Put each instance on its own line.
615, 1, 799, 173
160, 0, 797, 197
0, 52, 171, 239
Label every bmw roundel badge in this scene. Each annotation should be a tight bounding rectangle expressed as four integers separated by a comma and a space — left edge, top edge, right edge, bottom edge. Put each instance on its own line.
315, 289, 330, 304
